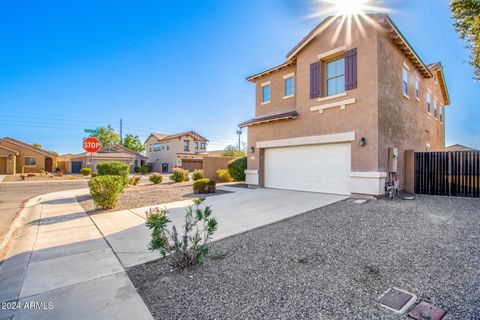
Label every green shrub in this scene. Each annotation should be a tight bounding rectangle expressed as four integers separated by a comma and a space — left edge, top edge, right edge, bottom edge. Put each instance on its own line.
191, 169, 204, 181
133, 166, 140, 173
216, 169, 233, 182
91, 172, 98, 178
169, 168, 189, 182
128, 176, 141, 186
80, 168, 92, 176
193, 178, 216, 194
96, 161, 130, 185
138, 166, 150, 174
227, 156, 247, 181
88, 175, 126, 209
146, 198, 218, 270
149, 173, 163, 184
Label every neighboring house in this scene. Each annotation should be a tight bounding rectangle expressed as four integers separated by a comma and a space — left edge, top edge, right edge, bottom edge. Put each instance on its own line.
446, 144, 477, 152
239, 14, 450, 197
145, 131, 208, 172
61, 144, 147, 173
0, 138, 58, 174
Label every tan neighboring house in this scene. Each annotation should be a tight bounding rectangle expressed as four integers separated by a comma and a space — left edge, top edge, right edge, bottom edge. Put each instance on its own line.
145, 131, 208, 172
0, 138, 58, 174
240, 13, 450, 197
60, 144, 147, 173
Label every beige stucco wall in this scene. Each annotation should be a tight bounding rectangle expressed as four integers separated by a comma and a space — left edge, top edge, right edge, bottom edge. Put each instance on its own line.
145, 134, 208, 172
203, 156, 236, 182
247, 18, 380, 179
377, 31, 446, 189
0, 140, 55, 173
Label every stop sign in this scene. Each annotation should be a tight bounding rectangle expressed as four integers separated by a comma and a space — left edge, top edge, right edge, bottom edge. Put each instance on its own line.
83, 137, 101, 153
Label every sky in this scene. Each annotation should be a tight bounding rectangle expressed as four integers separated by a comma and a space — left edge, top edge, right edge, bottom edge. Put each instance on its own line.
0, 0, 478, 154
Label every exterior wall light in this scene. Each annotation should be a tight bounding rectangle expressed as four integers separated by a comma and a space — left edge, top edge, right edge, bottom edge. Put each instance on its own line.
359, 137, 367, 147
250, 147, 255, 153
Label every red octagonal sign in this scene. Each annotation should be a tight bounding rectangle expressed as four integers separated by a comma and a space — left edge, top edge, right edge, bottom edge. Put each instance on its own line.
83, 137, 101, 153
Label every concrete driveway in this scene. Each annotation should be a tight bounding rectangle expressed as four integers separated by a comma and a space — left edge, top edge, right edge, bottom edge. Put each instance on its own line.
0, 180, 88, 249
88, 186, 348, 267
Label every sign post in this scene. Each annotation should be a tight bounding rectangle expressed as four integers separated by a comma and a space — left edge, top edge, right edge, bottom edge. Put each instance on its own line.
83, 137, 101, 170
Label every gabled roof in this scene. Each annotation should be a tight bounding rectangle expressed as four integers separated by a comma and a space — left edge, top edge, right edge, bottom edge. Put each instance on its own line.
99, 144, 147, 159
427, 62, 451, 105
250, 13, 436, 82
145, 131, 208, 144
446, 144, 477, 152
1, 137, 57, 157
0, 144, 19, 155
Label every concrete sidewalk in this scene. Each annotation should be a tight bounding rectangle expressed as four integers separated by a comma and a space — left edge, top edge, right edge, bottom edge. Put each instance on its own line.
0, 190, 153, 320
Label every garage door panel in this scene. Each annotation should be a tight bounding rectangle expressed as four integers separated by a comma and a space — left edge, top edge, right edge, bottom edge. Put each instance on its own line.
264, 143, 351, 195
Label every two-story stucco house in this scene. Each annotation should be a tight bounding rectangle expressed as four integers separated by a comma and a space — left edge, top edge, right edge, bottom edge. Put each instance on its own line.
240, 14, 450, 197
145, 131, 208, 172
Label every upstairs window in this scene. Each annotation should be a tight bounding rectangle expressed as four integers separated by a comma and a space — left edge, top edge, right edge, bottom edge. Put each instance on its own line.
440, 105, 443, 122
195, 142, 199, 149
201, 143, 206, 149
153, 143, 161, 152
402, 67, 409, 96
184, 140, 190, 152
415, 79, 419, 99
166, 142, 170, 150
262, 84, 271, 103
326, 57, 345, 96
434, 99, 437, 118
284, 76, 295, 97
426, 92, 431, 113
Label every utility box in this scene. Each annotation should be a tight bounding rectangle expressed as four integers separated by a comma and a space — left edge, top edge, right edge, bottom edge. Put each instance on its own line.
388, 147, 398, 173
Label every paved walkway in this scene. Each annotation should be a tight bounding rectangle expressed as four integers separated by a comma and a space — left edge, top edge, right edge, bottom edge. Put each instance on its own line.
0, 186, 347, 319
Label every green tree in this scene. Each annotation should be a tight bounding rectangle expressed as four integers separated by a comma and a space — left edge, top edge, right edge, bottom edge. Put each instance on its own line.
222, 144, 246, 158
90, 125, 119, 147
32, 143, 42, 148
122, 134, 145, 153
451, 0, 480, 79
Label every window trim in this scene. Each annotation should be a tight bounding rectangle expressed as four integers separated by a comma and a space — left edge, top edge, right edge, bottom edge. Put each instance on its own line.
261, 83, 271, 105
183, 140, 190, 152
325, 56, 346, 97
402, 66, 409, 98
195, 141, 199, 149
283, 73, 295, 98
415, 78, 420, 101
24, 156, 37, 167
426, 91, 432, 115
201, 142, 206, 149
433, 98, 438, 119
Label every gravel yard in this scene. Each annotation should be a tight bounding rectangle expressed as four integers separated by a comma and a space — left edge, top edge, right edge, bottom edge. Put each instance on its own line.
77, 181, 229, 214
127, 195, 480, 320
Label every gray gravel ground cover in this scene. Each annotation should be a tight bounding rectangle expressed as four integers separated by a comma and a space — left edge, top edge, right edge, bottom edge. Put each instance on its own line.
127, 195, 480, 319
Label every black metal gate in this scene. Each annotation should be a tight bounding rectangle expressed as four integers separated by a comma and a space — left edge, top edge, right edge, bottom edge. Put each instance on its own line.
415, 151, 480, 197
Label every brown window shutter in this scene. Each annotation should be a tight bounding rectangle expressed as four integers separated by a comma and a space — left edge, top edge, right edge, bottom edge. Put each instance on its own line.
310, 61, 321, 99
345, 48, 357, 90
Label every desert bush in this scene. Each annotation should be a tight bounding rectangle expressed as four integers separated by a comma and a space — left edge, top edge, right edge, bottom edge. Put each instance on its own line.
227, 156, 247, 181
191, 169, 204, 181
133, 166, 140, 173
149, 173, 163, 184
138, 166, 150, 174
128, 176, 141, 186
193, 178, 216, 194
96, 161, 130, 185
80, 168, 92, 176
91, 172, 98, 178
216, 169, 233, 182
169, 167, 189, 182
146, 198, 218, 269
88, 175, 126, 209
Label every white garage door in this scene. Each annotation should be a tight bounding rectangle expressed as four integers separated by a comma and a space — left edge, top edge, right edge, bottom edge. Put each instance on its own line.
264, 143, 351, 195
